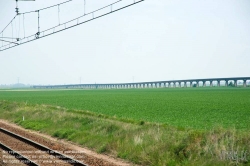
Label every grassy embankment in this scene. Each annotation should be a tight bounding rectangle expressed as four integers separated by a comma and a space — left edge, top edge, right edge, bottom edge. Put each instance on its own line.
0, 88, 250, 165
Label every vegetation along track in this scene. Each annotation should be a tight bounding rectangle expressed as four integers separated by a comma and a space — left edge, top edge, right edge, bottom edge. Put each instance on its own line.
0, 128, 87, 166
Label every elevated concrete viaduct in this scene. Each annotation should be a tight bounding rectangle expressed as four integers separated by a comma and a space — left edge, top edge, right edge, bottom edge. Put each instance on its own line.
33, 77, 250, 89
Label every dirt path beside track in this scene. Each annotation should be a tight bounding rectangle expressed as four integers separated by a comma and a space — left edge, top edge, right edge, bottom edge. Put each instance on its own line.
0, 120, 132, 166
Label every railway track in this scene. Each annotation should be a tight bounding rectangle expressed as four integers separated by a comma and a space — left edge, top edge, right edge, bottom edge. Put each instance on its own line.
0, 128, 87, 166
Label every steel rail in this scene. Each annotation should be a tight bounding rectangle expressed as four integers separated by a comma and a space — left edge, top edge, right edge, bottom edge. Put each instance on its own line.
0, 142, 39, 166
0, 128, 87, 166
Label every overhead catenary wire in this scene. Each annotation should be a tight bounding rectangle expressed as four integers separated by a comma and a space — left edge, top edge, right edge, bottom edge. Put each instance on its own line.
19, 0, 72, 15
23, 14, 25, 38
18, 14, 21, 39
1, 33, 3, 47
58, 5, 60, 25
0, 37, 17, 39
15, 16, 17, 39
11, 22, 13, 42
84, 0, 86, 15
0, 0, 145, 51
0, 0, 72, 36
0, 16, 17, 35
0, 39, 18, 45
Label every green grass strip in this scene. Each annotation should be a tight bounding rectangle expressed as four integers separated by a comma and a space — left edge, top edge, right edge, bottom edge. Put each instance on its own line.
0, 101, 249, 166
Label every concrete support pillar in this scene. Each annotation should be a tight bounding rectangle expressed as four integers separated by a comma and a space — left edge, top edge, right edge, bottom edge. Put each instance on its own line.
243, 80, 247, 87
196, 81, 199, 87
203, 81, 206, 87
210, 81, 213, 87
179, 82, 181, 88
190, 82, 193, 87
184, 82, 187, 88
234, 80, 237, 87
225, 81, 228, 87
217, 80, 220, 87
174, 82, 176, 88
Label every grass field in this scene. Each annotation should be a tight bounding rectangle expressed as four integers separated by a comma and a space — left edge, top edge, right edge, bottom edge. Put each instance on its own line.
0, 87, 250, 129
0, 87, 250, 165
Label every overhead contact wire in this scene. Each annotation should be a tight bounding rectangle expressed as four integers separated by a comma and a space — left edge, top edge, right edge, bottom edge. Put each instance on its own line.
1, 0, 145, 51
11, 22, 13, 42
23, 14, 25, 38
84, 0, 86, 15
0, 39, 18, 45
0, 16, 16, 34
58, 5, 60, 25
18, 15, 21, 39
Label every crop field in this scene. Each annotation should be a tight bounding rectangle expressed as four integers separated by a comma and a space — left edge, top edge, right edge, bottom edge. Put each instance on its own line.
1, 87, 250, 165
0, 87, 249, 130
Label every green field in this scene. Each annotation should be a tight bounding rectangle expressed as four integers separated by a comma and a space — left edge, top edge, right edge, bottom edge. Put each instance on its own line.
0, 87, 249, 129
0, 87, 250, 165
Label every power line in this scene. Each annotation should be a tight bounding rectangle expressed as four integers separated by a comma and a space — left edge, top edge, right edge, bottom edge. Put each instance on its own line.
23, 14, 25, 38
0, 0, 145, 51
0, 39, 18, 45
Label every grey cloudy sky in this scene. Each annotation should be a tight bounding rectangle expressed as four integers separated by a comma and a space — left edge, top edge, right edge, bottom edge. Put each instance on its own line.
0, 0, 250, 85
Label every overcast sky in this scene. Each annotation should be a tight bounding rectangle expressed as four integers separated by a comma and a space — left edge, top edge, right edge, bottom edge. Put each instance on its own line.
0, 0, 249, 85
